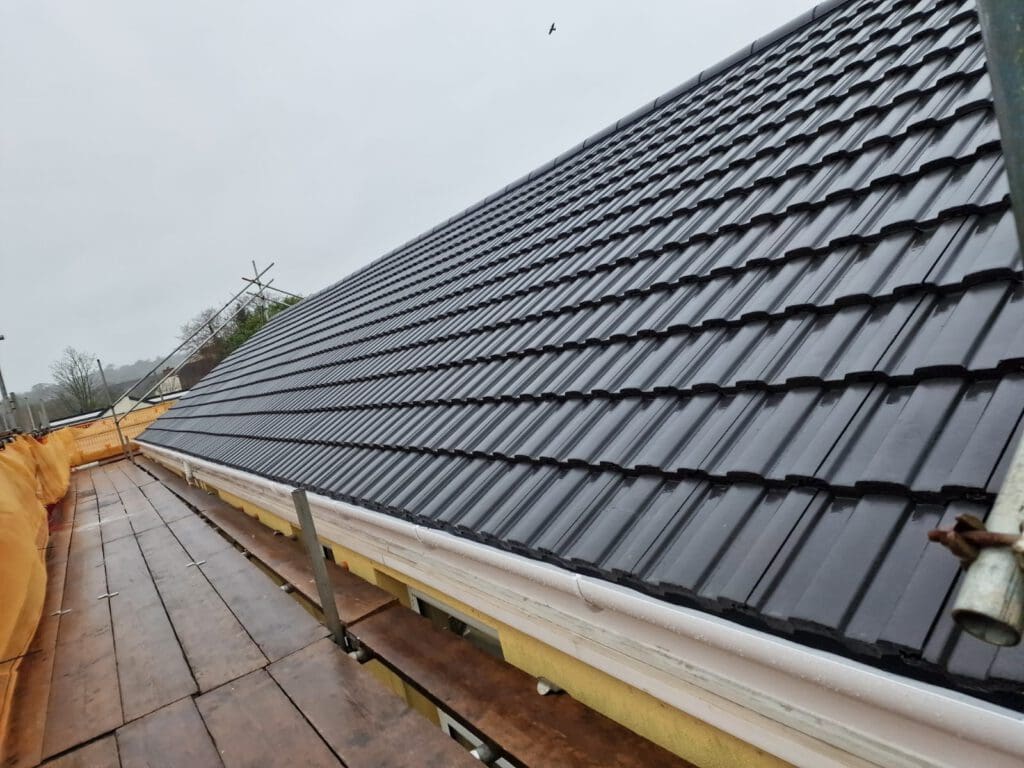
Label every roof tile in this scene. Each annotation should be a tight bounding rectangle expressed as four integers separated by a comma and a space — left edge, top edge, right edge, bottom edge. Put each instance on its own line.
142, 0, 1024, 704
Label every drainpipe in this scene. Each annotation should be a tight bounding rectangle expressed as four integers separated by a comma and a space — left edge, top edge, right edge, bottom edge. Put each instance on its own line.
950, 0, 1024, 645
976, 0, 1024, 250
951, 435, 1024, 644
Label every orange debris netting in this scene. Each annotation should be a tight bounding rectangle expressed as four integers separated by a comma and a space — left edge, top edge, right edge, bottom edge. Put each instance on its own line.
0, 401, 171, 737
63, 402, 172, 466
0, 430, 74, 735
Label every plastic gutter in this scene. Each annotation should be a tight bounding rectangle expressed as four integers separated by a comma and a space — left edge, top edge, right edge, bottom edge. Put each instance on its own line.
138, 440, 1024, 768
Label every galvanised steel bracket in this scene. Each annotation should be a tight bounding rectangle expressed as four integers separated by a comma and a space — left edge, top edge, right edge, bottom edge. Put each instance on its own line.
291, 487, 348, 648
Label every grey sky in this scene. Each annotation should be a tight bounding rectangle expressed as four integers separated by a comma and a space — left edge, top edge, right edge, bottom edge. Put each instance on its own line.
1, 0, 813, 391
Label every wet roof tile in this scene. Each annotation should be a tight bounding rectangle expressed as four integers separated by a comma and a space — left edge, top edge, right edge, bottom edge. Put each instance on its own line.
141, 0, 1024, 705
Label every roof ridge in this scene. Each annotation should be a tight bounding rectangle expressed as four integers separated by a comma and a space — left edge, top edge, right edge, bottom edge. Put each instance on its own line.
355, 0, 855, 276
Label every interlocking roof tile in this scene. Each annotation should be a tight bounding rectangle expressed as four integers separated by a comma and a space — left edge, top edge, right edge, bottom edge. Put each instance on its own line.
141, 0, 1024, 706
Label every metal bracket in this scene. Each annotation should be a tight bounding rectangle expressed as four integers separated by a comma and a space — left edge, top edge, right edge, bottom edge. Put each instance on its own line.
347, 642, 372, 663
536, 677, 563, 696
291, 488, 346, 646
469, 744, 499, 764
96, 592, 119, 600
928, 514, 1024, 571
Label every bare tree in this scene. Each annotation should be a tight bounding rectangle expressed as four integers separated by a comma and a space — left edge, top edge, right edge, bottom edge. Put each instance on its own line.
179, 307, 225, 354
50, 347, 99, 413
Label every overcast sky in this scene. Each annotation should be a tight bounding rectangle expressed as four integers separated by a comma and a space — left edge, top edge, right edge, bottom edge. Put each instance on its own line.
1, 0, 813, 391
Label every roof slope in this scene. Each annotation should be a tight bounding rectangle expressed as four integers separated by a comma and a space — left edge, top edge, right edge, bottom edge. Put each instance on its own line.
142, 0, 1024, 704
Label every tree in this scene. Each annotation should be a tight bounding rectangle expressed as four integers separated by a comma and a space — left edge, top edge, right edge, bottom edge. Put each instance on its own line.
221, 295, 301, 355
50, 347, 99, 413
179, 295, 302, 367
179, 307, 228, 355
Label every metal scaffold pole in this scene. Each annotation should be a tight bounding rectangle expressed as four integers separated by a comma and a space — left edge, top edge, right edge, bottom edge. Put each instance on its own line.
291, 489, 346, 647
977, 0, 1024, 254
97, 359, 133, 463
0, 334, 13, 432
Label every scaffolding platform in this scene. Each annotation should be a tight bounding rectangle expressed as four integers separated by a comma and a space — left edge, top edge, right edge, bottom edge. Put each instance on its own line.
3, 461, 473, 768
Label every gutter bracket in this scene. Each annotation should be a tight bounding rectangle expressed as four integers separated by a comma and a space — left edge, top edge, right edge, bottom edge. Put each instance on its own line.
928, 513, 1024, 571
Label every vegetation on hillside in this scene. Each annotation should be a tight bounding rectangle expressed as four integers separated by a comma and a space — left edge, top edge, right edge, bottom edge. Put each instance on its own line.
179, 295, 301, 360
29, 295, 301, 422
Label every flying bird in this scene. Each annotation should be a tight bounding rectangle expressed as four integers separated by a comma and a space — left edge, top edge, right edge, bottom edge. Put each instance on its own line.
549, 22, 556, 35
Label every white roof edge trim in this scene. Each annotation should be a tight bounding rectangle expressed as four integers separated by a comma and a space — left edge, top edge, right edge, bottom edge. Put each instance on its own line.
138, 441, 1024, 768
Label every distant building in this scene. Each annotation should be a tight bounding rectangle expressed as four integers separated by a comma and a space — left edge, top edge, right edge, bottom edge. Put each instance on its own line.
101, 392, 142, 418
155, 368, 182, 396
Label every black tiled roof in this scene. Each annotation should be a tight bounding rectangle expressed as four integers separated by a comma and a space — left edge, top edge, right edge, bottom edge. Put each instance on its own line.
141, 0, 1024, 704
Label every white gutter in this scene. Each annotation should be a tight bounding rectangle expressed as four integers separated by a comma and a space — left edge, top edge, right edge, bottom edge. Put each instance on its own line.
139, 441, 1024, 768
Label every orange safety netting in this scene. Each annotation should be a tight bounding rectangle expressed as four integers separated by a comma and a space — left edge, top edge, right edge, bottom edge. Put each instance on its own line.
0, 431, 74, 735
0, 401, 171, 738
63, 402, 172, 466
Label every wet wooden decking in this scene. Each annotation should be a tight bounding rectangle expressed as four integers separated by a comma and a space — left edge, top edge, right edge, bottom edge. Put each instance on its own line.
3, 460, 473, 768
136, 458, 693, 768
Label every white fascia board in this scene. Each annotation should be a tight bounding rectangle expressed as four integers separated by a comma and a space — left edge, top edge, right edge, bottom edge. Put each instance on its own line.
140, 442, 1024, 768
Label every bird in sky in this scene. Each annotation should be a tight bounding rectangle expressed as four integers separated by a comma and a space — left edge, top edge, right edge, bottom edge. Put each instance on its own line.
549, 22, 556, 35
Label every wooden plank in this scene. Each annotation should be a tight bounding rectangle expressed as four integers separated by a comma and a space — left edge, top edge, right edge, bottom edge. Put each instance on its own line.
131, 459, 219, 516
147, 466, 396, 625
40, 487, 120, 757
118, 487, 164, 537
196, 670, 340, 768
2, 647, 55, 768
136, 461, 246, 532
195, 497, 396, 625
61, 525, 107, 611
71, 470, 94, 495
40, 489, 76, 585
117, 461, 157, 489
197, 549, 328, 662
40, 735, 119, 767
110, 589, 198, 722
269, 639, 475, 768
89, 468, 118, 498
137, 527, 266, 692
138, 484, 193, 525
102, 532, 158, 596
42, 604, 122, 759
24, 490, 77, 657
102, 536, 197, 721
351, 606, 692, 768
163, 484, 225, 517
103, 463, 137, 494
96, 493, 133, 546
96, 494, 123, 521
167, 517, 233, 562
116, 697, 222, 768
134, 457, 183, 487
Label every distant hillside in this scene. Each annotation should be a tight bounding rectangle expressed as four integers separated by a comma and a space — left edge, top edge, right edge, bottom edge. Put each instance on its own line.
20, 354, 186, 421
